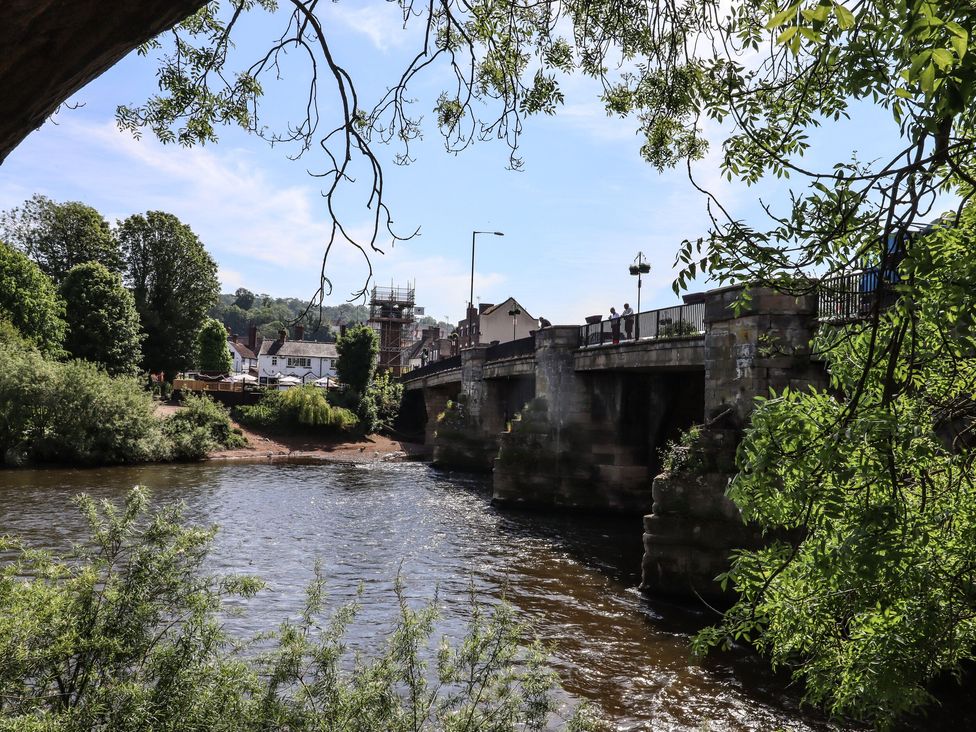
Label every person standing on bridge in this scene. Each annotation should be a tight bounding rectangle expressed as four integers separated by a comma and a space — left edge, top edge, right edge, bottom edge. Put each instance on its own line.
609, 306, 621, 344
622, 303, 634, 340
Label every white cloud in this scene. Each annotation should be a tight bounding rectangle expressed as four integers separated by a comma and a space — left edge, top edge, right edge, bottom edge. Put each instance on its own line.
326, 3, 414, 53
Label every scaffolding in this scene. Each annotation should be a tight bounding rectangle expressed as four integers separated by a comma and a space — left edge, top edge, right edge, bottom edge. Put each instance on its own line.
367, 284, 416, 376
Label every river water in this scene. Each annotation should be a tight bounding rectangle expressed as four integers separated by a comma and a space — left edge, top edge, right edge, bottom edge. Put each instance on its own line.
0, 460, 844, 731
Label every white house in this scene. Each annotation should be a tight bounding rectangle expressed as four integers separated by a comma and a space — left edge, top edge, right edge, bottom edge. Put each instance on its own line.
257, 330, 338, 385
458, 296, 535, 347
227, 336, 257, 374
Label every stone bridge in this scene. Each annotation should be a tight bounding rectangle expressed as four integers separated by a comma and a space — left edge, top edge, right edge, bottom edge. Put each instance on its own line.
400, 285, 828, 599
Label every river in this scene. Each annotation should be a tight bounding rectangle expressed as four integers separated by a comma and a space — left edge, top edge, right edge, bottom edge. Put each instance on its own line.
0, 460, 844, 731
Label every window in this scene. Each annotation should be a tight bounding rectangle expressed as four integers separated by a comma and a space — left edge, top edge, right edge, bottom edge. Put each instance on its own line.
271, 357, 277, 366
287, 357, 311, 369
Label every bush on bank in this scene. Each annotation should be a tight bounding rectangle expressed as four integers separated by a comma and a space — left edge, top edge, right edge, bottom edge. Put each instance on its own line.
234, 385, 358, 434
0, 488, 601, 731
0, 324, 244, 467
161, 392, 247, 460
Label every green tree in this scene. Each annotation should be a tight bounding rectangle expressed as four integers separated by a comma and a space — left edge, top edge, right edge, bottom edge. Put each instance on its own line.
60, 261, 143, 376
335, 324, 378, 396
0, 194, 122, 283
197, 316, 232, 372
693, 214, 976, 727
0, 240, 65, 355
233, 287, 255, 310
119, 211, 219, 379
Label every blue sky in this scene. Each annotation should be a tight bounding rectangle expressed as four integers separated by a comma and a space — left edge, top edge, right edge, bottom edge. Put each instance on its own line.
0, 2, 911, 325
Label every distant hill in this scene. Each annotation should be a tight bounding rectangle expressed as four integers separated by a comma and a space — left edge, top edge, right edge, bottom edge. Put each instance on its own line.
209, 290, 453, 344
210, 291, 369, 343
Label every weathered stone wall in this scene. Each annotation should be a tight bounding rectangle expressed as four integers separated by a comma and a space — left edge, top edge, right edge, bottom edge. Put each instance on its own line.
432, 347, 535, 471
640, 285, 826, 598
493, 327, 684, 514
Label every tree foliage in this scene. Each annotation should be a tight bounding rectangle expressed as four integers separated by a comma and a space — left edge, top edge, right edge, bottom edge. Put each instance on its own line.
60, 261, 144, 376
693, 215, 976, 726
233, 287, 255, 310
0, 331, 242, 467
0, 240, 65, 356
162, 392, 246, 459
364, 371, 404, 434
120, 211, 219, 378
234, 386, 358, 434
0, 194, 123, 283
0, 340, 162, 466
196, 316, 232, 372
0, 488, 600, 731
336, 324, 378, 396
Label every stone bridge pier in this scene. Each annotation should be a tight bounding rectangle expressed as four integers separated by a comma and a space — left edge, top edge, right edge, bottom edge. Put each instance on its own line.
431, 344, 536, 470
640, 286, 825, 599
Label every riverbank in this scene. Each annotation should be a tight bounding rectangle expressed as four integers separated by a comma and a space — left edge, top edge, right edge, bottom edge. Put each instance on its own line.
157, 403, 428, 464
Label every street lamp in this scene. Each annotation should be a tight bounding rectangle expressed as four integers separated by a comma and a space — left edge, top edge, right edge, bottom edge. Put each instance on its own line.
628, 252, 651, 339
507, 305, 522, 341
470, 230, 504, 308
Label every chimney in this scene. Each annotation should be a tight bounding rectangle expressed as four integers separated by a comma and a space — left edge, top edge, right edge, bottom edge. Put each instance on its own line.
340, 324, 348, 338
248, 324, 258, 351
231, 333, 238, 344
296, 324, 305, 341
278, 329, 287, 342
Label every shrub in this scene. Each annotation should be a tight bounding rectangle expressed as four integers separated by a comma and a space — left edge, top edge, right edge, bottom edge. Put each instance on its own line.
234, 389, 288, 430
162, 392, 246, 460
0, 340, 165, 466
235, 386, 358, 433
282, 385, 358, 429
658, 424, 703, 475
0, 329, 242, 467
365, 371, 403, 432
0, 489, 601, 730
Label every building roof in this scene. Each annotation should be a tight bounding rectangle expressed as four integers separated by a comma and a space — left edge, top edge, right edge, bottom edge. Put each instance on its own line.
480, 296, 534, 320
228, 340, 257, 360
258, 339, 338, 359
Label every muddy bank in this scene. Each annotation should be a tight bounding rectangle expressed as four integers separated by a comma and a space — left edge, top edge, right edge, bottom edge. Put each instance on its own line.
155, 404, 427, 465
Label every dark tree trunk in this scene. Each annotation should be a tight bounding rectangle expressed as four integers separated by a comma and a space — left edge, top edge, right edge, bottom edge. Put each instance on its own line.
0, 0, 208, 163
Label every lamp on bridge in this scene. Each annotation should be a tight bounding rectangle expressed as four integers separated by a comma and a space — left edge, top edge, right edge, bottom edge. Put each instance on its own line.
469, 230, 504, 311
507, 305, 522, 341
629, 253, 651, 340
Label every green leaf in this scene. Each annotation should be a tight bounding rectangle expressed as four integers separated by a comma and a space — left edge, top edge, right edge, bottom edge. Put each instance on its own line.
931, 48, 954, 70
766, 3, 799, 29
833, 3, 855, 30
920, 62, 936, 93
777, 26, 800, 44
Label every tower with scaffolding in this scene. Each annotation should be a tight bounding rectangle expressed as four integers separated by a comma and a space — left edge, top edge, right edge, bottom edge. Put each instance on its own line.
368, 282, 415, 376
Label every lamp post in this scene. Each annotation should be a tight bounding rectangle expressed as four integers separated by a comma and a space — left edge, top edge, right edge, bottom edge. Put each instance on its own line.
470, 230, 504, 308
507, 305, 522, 341
628, 252, 651, 339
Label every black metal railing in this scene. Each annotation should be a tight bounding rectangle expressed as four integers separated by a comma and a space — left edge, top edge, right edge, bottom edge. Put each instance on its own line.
400, 354, 461, 381
578, 301, 705, 347
817, 269, 898, 322
485, 336, 535, 362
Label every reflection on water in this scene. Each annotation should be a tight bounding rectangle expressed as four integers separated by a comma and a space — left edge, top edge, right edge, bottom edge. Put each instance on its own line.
0, 461, 845, 731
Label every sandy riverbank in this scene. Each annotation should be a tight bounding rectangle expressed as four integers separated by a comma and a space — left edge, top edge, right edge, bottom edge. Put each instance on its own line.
156, 403, 429, 464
